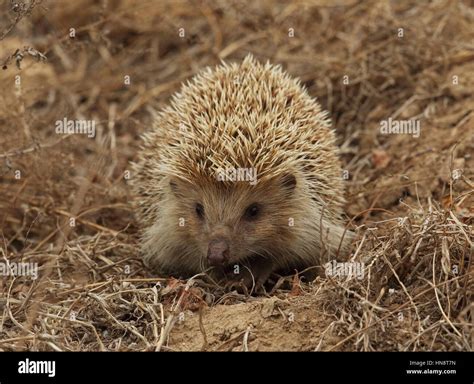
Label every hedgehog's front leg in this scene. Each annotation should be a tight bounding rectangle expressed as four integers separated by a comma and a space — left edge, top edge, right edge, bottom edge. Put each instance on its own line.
225, 257, 275, 293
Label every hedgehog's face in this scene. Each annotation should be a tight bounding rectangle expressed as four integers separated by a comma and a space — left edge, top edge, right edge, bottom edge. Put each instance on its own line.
169, 174, 298, 270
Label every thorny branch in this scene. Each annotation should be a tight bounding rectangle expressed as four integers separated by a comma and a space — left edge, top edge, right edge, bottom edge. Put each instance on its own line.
0, 0, 44, 41
0, 1, 47, 70
2, 46, 47, 70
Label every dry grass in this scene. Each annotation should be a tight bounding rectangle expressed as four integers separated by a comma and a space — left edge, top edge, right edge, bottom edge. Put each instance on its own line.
0, 0, 472, 351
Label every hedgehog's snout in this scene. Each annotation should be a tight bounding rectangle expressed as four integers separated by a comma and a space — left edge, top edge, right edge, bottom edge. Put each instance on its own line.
207, 238, 230, 266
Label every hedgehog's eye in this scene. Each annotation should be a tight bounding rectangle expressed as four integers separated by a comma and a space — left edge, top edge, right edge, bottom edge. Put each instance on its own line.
244, 203, 260, 220
195, 203, 205, 219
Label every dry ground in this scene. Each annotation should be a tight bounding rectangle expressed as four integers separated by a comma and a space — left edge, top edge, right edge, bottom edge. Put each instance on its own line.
0, 0, 473, 351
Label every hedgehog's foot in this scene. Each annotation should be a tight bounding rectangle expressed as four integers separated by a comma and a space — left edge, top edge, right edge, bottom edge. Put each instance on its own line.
224, 257, 274, 294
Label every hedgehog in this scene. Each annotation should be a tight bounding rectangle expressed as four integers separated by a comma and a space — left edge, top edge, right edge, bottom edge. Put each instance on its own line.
131, 54, 352, 289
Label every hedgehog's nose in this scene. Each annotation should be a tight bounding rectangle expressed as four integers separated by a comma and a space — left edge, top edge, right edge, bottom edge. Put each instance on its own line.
207, 238, 229, 266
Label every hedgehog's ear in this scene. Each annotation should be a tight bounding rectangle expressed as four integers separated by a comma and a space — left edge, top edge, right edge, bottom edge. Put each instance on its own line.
169, 179, 179, 194
280, 173, 297, 193
169, 177, 187, 198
